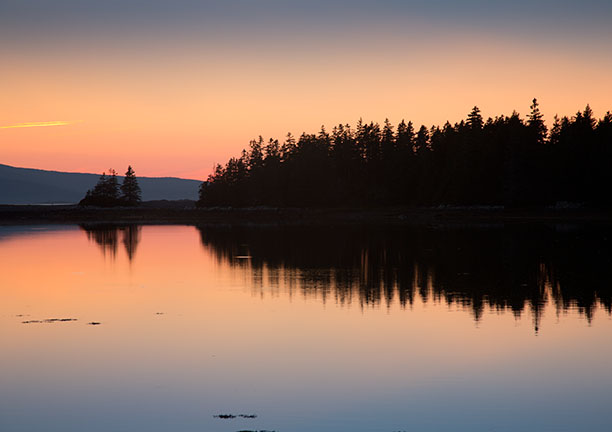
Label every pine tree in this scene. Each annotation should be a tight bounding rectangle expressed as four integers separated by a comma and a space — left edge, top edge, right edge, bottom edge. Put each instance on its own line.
467, 106, 483, 130
248, 136, 264, 171
120, 165, 142, 206
415, 125, 429, 154
528, 98, 547, 144
381, 118, 395, 159
103, 169, 120, 202
281, 132, 296, 162
549, 115, 562, 146
79, 169, 120, 207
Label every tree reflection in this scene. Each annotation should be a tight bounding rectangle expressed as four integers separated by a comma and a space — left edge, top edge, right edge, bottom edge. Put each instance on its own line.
81, 224, 141, 261
196, 224, 612, 329
121, 225, 141, 261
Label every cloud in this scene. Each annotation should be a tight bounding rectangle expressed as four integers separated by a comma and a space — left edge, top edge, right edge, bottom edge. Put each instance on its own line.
0, 121, 74, 129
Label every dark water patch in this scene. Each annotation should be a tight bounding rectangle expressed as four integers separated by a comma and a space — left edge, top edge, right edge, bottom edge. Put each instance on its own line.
214, 413, 258, 419
236, 430, 275, 432
22, 318, 77, 324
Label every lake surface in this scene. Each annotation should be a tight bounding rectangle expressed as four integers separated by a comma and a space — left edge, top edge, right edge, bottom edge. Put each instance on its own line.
1, 223, 611, 432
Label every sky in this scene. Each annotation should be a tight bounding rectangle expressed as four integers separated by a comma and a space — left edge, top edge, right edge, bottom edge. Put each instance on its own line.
1, 0, 611, 179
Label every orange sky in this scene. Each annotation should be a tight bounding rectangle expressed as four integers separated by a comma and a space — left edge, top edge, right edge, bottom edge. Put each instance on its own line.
1, 3, 611, 179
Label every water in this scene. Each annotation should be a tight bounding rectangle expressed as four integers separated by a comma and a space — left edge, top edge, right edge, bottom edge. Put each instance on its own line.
1, 223, 611, 432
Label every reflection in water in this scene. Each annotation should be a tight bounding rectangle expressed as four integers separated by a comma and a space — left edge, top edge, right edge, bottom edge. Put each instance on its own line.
2, 224, 612, 432
81, 224, 141, 261
197, 224, 612, 330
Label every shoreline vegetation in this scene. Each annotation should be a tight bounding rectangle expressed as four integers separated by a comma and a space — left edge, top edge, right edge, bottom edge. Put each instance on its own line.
4, 101, 612, 222
1, 202, 612, 225
79, 165, 142, 207
198, 101, 612, 209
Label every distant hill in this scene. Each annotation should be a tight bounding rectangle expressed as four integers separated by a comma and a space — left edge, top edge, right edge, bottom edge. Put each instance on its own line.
0, 164, 201, 204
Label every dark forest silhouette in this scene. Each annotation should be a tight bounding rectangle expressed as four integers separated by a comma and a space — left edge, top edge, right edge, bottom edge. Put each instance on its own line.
198, 100, 612, 208
80, 166, 142, 207
196, 224, 612, 331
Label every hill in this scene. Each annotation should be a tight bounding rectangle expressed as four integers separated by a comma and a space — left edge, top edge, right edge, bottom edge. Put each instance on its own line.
0, 164, 201, 204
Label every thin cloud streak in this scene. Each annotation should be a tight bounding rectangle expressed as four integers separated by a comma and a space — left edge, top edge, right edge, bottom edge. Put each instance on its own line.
0, 121, 74, 129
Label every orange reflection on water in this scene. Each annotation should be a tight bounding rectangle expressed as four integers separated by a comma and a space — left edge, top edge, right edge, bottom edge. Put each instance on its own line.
1, 225, 611, 432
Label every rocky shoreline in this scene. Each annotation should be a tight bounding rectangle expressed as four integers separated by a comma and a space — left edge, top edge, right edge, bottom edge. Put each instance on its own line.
1, 203, 611, 226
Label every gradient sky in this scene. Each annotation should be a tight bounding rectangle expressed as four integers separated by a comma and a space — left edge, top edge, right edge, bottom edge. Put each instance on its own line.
1, 1, 611, 179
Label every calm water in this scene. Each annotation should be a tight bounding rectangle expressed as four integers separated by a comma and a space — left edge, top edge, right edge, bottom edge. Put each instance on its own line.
1, 223, 611, 432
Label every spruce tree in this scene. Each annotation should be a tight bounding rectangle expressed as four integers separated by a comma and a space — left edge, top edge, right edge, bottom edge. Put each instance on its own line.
79, 170, 120, 206
528, 98, 547, 144
467, 106, 483, 130
415, 125, 429, 155
120, 165, 142, 206
103, 169, 120, 202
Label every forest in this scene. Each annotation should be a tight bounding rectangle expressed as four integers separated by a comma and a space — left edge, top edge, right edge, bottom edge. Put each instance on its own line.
198, 100, 612, 208
79, 166, 142, 207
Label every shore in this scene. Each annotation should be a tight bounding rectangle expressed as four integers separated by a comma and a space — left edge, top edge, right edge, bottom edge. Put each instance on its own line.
1, 204, 612, 226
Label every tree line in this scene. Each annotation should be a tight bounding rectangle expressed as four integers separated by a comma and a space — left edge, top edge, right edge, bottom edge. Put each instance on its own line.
198, 100, 612, 207
80, 166, 142, 207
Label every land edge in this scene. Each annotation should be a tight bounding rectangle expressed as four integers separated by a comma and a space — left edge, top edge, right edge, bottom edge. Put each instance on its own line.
1, 204, 611, 226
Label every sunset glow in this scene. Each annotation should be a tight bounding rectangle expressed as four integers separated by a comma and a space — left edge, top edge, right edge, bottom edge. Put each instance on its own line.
1, 1, 611, 179
2, 3, 612, 427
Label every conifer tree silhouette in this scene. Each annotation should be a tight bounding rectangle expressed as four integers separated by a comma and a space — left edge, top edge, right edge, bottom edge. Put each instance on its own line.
198, 100, 612, 209
120, 166, 142, 206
